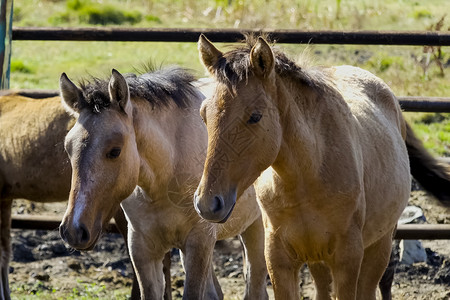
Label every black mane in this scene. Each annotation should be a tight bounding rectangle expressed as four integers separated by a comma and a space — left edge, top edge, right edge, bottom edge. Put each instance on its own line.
79, 66, 198, 113
210, 35, 322, 92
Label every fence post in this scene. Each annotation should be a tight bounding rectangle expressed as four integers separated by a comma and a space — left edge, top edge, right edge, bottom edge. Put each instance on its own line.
0, 0, 13, 89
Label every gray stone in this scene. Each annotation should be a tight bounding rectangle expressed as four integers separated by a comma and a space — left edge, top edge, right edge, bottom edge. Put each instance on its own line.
400, 240, 427, 265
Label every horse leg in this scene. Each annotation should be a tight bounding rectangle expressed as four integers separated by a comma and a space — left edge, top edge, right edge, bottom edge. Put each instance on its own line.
182, 229, 221, 300
357, 230, 395, 300
179, 249, 222, 299
328, 230, 363, 300
127, 228, 166, 299
114, 207, 172, 299
0, 199, 12, 300
238, 217, 268, 300
162, 251, 172, 300
265, 231, 301, 299
308, 262, 333, 300
378, 240, 399, 300
112, 208, 142, 300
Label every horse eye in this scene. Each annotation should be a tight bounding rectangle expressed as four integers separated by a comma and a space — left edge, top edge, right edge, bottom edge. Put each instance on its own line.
247, 112, 262, 124
107, 147, 121, 159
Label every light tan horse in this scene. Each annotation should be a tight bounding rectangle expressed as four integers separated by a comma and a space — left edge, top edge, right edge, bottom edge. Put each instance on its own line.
0, 92, 142, 300
194, 35, 450, 300
58, 67, 268, 299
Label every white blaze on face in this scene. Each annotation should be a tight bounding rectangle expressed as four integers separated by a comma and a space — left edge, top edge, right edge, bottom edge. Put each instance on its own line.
72, 191, 89, 227
65, 120, 97, 228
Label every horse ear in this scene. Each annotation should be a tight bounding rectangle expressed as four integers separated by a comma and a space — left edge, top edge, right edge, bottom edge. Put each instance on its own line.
60, 73, 83, 116
250, 37, 275, 79
109, 69, 131, 114
198, 34, 223, 74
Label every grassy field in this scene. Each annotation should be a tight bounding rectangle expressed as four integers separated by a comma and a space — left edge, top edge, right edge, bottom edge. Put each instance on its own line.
10, 1, 450, 156
6, 1, 450, 299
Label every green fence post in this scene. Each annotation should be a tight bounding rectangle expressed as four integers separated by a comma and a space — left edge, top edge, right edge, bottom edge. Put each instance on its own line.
0, 0, 13, 89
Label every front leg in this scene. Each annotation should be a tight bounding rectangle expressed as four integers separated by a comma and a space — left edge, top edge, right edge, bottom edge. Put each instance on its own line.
182, 227, 221, 300
265, 229, 302, 299
328, 229, 364, 300
239, 216, 269, 300
308, 262, 332, 300
1, 199, 12, 300
128, 228, 166, 299
113, 208, 141, 300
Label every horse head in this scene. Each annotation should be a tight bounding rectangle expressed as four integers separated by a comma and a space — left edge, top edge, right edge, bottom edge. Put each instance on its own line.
59, 70, 140, 250
194, 35, 282, 223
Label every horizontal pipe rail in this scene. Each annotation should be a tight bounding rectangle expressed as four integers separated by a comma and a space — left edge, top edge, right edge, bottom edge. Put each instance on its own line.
3, 90, 449, 113
12, 27, 450, 46
395, 224, 450, 240
11, 214, 120, 234
11, 215, 450, 239
398, 96, 450, 113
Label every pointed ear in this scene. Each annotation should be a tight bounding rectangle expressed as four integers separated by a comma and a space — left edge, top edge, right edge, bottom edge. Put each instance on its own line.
250, 37, 275, 78
198, 34, 223, 74
109, 69, 131, 114
60, 73, 83, 116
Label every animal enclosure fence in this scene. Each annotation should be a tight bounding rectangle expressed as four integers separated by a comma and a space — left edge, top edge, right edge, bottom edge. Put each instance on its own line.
8, 26, 450, 239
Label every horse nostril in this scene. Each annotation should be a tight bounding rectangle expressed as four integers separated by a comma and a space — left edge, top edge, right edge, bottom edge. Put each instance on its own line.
211, 195, 224, 213
78, 223, 90, 244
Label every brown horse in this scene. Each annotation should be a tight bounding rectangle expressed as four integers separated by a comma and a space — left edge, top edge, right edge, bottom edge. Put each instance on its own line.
194, 35, 450, 300
0, 92, 141, 300
58, 67, 268, 299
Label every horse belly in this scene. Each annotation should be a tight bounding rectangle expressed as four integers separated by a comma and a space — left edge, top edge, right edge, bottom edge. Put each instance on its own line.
0, 98, 74, 202
360, 124, 410, 246
1, 142, 71, 202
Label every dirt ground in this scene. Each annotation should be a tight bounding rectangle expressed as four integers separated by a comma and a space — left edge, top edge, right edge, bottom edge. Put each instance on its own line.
9, 189, 450, 299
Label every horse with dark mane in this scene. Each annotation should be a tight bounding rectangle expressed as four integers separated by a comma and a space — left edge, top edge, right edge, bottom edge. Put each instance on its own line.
194, 34, 450, 300
58, 66, 268, 299
0, 92, 144, 299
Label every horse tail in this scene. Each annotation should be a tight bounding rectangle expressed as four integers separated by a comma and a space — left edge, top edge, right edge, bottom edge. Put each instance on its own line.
405, 121, 450, 206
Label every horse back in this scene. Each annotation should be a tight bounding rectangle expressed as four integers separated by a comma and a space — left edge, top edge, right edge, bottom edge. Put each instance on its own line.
331, 65, 405, 136
0, 94, 75, 202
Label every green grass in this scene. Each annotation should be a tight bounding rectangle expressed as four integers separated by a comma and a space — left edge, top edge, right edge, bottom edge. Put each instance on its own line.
49, 0, 142, 26
10, 59, 34, 74
9, 0, 450, 158
10, 281, 130, 300
404, 112, 450, 157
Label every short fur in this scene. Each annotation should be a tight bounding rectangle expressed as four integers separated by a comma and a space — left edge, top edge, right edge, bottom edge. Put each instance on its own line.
59, 68, 269, 299
195, 35, 449, 300
0, 93, 141, 300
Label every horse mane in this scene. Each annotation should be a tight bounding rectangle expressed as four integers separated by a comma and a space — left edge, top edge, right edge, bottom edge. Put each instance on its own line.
78, 65, 198, 113
210, 34, 325, 93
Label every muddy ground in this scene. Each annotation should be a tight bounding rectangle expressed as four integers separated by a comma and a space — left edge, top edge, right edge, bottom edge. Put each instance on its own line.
9, 189, 450, 299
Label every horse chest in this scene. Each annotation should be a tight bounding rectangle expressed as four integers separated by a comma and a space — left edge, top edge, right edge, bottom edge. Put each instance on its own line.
267, 206, 335, 254
257, 184, 340, 262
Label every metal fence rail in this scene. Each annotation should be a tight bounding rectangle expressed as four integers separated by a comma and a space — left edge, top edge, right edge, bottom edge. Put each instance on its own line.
12, 27, 450, 45
12, 214, 450, 240
398, 97, 450, 113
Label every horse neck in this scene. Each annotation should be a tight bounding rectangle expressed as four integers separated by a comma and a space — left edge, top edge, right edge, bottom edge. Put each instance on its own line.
271, 75, 325, 183
131, 98, 207, 198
